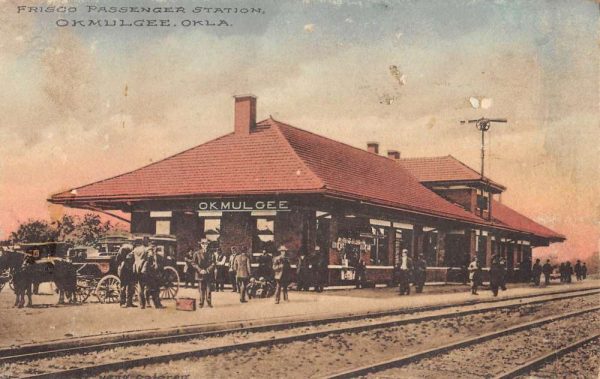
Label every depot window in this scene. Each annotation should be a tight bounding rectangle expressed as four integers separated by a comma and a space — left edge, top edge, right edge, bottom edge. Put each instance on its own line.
253, 217, 275, 257
370, 226, 389, 266
155, 220, 171, 235
203, 218, 221, 242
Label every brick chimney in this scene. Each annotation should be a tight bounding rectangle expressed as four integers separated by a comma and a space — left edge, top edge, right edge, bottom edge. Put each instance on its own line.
387, 150, 401, 161
367, 142, 379, 154
234, 95, 257, 135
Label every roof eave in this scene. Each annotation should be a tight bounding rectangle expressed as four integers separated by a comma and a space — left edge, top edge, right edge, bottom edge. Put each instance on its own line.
48, 188, 328, 207
423, 179, 506, 193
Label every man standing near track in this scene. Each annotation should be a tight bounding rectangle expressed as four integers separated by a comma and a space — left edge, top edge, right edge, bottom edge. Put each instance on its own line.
273, 245, 291, 304
565, 261, 573, 283
413, 254, 427, 294
468, 256, 481, 295
228, 247, 238, 292
499, 256, 507, 291
118, 252, 136, 307
531, 258, 542, 286
192, 239, 214, 308
132, 237, 149, 309
233, 246, 252, 303
398, 249, 412, 295
574, 260, 582, 281
312, 246, 326, 292
489, 254, 503, 297
542, 259, 552, 285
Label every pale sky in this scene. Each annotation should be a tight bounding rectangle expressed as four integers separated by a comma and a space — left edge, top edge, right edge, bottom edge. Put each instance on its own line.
0, 0, 598, 260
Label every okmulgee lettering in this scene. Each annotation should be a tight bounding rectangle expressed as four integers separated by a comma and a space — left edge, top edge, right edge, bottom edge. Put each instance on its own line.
55, 19, 232, 28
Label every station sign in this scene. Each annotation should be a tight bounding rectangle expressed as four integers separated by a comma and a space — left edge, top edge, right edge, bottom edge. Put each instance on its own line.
198, 199, 290, 212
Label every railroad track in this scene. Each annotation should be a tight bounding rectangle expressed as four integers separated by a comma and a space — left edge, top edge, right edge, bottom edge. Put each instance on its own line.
492, 333, 600, 379
2, 285, 598, 363
325, 307, 600, 379
3, 287, 598, 378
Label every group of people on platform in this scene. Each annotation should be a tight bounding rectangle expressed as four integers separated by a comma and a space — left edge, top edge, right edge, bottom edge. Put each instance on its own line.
116, 237, 168, 309
473, 255, 508, 296
183, 240, 300, 308
389, 249, 428, 296
467, 254, 589, 297
116, 236, 591, 308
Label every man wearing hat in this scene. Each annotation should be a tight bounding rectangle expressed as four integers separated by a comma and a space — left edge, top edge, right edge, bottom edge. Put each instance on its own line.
232, 246, 252, 303
312, 246, 326, 292
398, 249, 413, 295
273, 245, 291, 304
413, 253, 427, 293
228, 247, 238, 292
118, 252, 136, 307
132, 237, 150, 308
192, 238, 215, 308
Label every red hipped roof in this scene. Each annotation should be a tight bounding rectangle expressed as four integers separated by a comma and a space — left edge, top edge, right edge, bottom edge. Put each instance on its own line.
51, 119, 481, 223
50, 118, 563, 241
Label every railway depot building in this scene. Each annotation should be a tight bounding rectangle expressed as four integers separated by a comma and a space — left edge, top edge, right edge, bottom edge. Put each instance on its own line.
49, 96, 564, 285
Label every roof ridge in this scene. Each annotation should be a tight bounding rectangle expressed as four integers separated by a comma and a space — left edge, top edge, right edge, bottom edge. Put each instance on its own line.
267, 119, 326, 189
50, 131, 235, 198
270, 117, 417, 166
447, 155, 504, 189
398, 155, 453, 161
446, 154, 483, 176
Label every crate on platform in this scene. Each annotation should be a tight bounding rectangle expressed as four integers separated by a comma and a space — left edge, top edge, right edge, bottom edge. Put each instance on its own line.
176, 297, 196, 311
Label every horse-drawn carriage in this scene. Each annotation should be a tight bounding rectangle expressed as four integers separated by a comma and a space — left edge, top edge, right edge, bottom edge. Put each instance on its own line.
70, 234, 180, 304
0, 235, 180, 306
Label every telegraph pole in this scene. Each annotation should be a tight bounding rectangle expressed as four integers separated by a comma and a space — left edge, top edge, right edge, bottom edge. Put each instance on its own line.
460, 117, 507, 220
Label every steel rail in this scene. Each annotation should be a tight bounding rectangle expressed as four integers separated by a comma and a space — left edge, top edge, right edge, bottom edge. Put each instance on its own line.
324, 306, 600, 379
2, 287, 598, 367
492, 333, 600, 379
15, 296, 600, 378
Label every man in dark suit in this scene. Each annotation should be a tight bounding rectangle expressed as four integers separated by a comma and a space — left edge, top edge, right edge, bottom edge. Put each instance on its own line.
118, 253, 136, 308
233, 247, 252, 303
398, 249, 413, 295
413, 254, 427, 293
192, 239, 214, 308
132, 237, 149, 309
273, 245, 291, 304
542, 259, 553, 285
531, 258, 542, 286
490, 254, 503, 297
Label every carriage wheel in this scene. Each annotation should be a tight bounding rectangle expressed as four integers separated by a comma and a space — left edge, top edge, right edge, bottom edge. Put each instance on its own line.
160, 266, 179, 300
75, 279, 91, 303
95, 275, 121, 304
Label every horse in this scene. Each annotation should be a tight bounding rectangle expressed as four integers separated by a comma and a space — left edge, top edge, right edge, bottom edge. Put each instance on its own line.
0, 249, 78, 307
53, 259, 78, 304
0, 249, 33, 307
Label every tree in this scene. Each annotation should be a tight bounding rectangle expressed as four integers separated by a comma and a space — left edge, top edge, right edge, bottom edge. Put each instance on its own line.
10, 213, 117, 245
53, 214, 77, 242
74, 214, 113, 246
10, 219, 58, 243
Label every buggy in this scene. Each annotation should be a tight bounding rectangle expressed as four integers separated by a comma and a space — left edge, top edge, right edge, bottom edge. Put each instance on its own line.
71, 234, 180, 303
